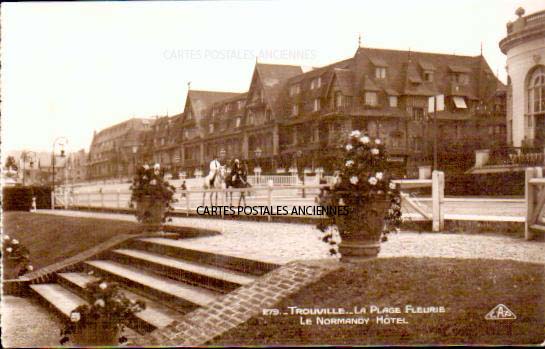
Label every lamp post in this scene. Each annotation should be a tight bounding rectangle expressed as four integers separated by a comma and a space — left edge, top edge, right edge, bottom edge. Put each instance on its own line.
132, 145, 138, 176
296, 150, 305, 198
254, 147, 262, 184
51, 137, 68, 209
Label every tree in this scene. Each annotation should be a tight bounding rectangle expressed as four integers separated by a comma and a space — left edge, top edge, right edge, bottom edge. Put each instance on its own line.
5, 156, 18, 171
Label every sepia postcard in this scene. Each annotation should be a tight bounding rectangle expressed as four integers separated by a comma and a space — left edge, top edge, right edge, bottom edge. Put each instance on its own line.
1, 0, 544, 347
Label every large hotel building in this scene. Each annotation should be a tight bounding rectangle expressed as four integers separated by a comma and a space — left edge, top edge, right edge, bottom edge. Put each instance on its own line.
87, 44, 507, 180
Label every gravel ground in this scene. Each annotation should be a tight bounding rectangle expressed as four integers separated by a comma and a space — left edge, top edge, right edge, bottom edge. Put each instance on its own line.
37, 210, 545, 265
1, 296, 62, 347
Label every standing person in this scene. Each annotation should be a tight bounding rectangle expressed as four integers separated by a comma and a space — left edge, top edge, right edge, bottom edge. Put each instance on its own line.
180, 180, 187, 198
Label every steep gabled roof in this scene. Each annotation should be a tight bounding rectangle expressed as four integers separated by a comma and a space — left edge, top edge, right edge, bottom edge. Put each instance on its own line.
354, 47, 502, 100
187, 90, 241, 116
255, 63, 303, 111
329, 68, 355, 96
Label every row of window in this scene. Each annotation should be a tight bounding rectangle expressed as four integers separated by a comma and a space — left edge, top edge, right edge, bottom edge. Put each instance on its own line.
288, 68, 468, 101
291, 92, 399, 116
211, 100, 246, 117
289, 77, 322, 97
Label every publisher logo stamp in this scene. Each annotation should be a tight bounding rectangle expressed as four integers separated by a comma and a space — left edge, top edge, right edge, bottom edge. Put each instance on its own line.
485, 304, 517, 320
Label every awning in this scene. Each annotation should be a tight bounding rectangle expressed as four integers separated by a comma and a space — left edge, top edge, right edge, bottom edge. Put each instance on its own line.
453, 96, 467, 109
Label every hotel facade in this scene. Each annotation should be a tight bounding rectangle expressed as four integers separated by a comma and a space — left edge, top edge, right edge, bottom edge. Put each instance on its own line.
87, 45, 507, 180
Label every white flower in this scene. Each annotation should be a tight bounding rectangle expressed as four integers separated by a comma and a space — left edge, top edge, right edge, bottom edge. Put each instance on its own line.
359, 136, 370, 144
345, 160, 354, 167
6, 247, 12, 253
389, 182, 396, 190
350, 176, 359, 185
143, 164, 150, 170
339, 198, 345, 206
368, 177, 378, 185
154, 163, 160, 170
3, 235, 10, 241
70, 312, 81, 322
350, 130, 361, 138
375, 138, 382, 145
345, 144, 353, 151
99, 282, 108, 290
27, 265, 33, 271
150, 179, 157, 186
376, 172, 384, 180
11, 239, 19, 245
94, 299, 106, 307
371, 148, 379, 155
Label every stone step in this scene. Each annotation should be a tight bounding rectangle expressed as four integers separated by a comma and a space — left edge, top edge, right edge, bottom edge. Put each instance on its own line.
85, 260, 220, 311
30, 283, 87, 317
111, 248, 257, 292
131, 237, 279, 276
30, 282, 140, 343
57, 272, 176, 331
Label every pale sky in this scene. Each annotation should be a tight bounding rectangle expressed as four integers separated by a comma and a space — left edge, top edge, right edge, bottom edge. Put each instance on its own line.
2, 0, 544, 155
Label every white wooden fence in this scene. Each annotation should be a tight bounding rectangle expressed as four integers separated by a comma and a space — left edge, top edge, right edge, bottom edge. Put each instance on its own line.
52, 171, 446, 230
525, 167, 545, 240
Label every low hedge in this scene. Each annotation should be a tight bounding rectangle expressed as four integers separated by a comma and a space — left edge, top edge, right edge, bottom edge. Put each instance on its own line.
3, 186, 52, 211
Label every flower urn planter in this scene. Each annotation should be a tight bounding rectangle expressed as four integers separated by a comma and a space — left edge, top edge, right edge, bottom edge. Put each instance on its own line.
335, 199, 390, 262
136, 195, 166, 232
3, 257, 24, 280
71, 322, 120, 346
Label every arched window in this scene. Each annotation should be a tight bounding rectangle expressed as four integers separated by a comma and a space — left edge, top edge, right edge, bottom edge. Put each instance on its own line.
528, 66, 545, 115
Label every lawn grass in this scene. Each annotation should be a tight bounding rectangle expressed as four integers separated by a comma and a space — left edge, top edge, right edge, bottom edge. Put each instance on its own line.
2, 212, 148, 270
212, 257, 544, 345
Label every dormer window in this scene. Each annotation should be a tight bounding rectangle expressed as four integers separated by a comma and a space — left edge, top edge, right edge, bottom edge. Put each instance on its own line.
290, 84, 301, 96
310, 77, 322, 90
389, 96, 398, 107
375, 67, 386, 80
457, 74, 469, 85
364, 92, 378, 106
424, 71, 434, 82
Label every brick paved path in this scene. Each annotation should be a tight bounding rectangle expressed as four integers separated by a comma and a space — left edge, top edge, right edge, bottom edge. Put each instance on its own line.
37, 210, 545, 265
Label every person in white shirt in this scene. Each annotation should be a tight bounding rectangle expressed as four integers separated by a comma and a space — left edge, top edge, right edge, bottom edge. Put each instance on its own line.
208, 156, 222, 187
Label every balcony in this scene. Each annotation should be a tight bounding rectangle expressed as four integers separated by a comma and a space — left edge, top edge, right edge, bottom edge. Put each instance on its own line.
470, 146, 545, 174
500, 9, 545, 54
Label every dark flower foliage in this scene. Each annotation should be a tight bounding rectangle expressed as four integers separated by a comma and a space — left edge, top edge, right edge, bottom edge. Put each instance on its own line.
129, 164, 177, 223
2, 235, 34, 277
316, 131, 403, 254
60, 277, 145, 345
